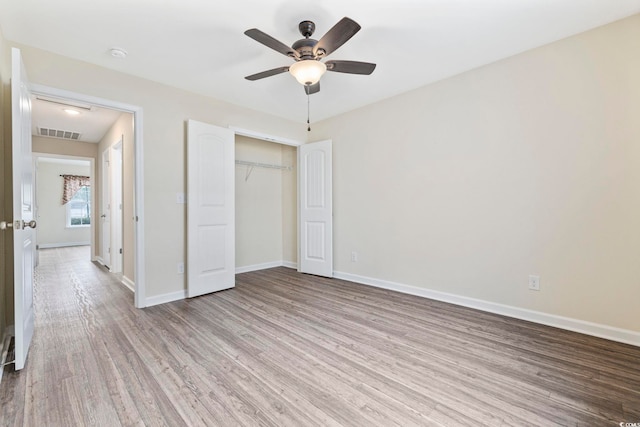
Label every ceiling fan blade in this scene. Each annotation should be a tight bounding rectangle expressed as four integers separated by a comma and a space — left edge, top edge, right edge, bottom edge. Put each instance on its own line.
325, 60, 376, 75
314, 17, 361, 58
245, 66, 290, 81
244, 29, 300, 59
304, 82, 320, 95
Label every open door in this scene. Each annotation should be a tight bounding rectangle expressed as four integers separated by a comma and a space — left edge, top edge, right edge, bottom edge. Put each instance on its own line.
298, 140, 333, 277
101, 147, 111, 268
11, 47, 35, 370
186, 120, 235, 297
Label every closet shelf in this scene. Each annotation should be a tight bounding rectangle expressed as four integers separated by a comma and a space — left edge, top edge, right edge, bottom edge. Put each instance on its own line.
235, 160, 292, 171
235, 159, 293, 181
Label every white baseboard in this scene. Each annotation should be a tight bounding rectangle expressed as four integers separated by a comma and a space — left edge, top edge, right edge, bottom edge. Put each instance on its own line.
282, 261, 297, 269
235, 260, 298, 273
38, 241, 90, 249
236, 261, 283, 274
145, 290, 187, 308
121, 276, 135, 292
334, 271, 640, 347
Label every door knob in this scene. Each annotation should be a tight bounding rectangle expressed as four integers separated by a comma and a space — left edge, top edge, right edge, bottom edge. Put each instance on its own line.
0, 220, 14, 230
24, 220, 37, 229
100, 214, 106, 218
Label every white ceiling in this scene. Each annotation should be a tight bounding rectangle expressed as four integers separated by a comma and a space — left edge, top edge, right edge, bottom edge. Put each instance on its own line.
2, 0, 639, 125
31, 96, 123, 143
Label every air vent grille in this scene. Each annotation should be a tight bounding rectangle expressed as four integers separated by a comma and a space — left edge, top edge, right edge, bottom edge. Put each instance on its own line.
38, 128, 81, 140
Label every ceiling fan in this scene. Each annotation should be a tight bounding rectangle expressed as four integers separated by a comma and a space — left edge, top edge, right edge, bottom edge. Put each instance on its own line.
244, 17, 376, 95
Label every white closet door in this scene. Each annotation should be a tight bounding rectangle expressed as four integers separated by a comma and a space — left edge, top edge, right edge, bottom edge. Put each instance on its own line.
187, 120, 235, 297
298, 140, 333, 277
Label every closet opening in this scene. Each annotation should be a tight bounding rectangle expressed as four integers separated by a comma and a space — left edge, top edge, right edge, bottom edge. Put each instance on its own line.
234, 135, 297, 273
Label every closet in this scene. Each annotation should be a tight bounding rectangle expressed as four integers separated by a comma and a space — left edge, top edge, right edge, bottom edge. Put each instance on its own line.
235, 135, 297, 271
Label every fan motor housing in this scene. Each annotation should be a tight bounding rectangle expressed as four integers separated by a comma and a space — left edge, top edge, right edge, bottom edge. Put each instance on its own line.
292, 38, 318, 60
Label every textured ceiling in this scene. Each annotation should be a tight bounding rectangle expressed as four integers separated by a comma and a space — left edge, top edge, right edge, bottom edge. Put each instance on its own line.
2, 0, 639, 126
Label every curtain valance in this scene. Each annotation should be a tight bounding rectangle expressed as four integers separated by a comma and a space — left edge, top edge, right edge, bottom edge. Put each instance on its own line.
61, 174, 90, 205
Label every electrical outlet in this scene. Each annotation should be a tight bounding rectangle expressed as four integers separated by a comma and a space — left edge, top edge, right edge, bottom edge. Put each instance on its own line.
351, 251, 358, 262
176, 192, 186, 204
529, 275, 540, 291
177, 262, 184, 275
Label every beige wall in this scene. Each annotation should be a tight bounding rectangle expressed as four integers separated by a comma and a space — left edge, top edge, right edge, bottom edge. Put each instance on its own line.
97, 112, 135, 282
235, 136, 282, 267
35, 161, 91, 246
8, 41, 306, 299
235, 136, 297, 267
309, 14, 640, 332
33, 136, 98, 158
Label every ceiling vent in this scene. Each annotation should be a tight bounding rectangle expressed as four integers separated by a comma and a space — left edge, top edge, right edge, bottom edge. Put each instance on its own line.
38, 127, 82, 141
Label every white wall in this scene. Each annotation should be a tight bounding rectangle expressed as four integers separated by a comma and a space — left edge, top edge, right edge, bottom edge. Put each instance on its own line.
235, 136, 296, 268
35, 160, 91, 247
309, 14, 640, 334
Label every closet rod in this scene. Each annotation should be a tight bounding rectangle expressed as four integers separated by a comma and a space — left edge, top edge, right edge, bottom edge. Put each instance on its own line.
235, 160, 292, 171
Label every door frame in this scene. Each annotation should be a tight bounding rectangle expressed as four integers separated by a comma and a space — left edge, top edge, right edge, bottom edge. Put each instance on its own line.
31, 83, 146, 308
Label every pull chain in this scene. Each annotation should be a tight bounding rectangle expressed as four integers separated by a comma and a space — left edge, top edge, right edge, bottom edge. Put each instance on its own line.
307, 92, 311, 132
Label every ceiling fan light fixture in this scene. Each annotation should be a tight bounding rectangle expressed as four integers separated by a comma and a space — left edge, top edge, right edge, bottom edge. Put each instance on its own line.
289, 60, 326, 86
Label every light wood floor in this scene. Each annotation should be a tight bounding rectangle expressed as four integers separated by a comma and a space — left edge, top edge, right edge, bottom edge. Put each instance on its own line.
1, 246, 638, 426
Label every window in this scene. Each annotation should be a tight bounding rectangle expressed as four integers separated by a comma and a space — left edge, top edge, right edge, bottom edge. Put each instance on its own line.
67, 185, 91, 227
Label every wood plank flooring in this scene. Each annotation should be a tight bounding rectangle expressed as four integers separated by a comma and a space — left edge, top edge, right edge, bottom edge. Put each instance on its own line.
1, 246, 639, 426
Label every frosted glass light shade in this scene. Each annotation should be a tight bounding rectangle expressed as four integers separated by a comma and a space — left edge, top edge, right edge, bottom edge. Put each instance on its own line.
289, 60, 327, 86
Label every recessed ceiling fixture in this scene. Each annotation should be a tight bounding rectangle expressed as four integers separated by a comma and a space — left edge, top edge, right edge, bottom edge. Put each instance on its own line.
109, 47, 128, 59
36, 96, 92, 111
63, 108, 80, 115
244, 17, 376, 95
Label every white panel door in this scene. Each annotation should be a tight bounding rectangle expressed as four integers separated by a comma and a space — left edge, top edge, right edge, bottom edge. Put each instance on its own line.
101, 147, 111, 268
11, 48, 35, 370
298, 140, 333, 277
187, 120, 235, 297
110, 142, 123, 274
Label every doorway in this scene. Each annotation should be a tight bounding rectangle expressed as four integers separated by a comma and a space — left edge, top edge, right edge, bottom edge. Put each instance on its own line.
33, 155, 95, 257
30, 83, 145, 307
234, 135, 297, 272
185, 121, 333, 299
